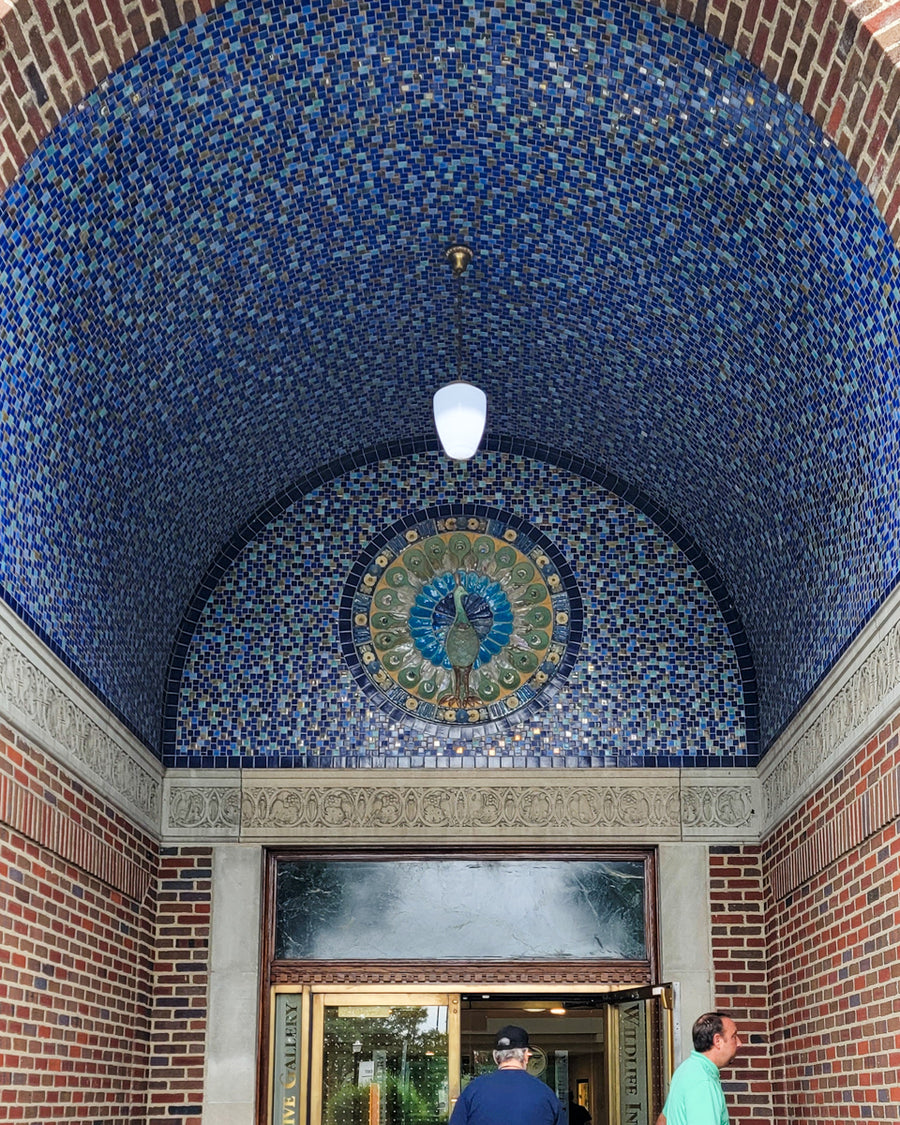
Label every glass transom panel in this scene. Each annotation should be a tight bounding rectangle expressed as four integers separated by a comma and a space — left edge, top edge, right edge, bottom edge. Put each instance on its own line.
275, 859, 646, 960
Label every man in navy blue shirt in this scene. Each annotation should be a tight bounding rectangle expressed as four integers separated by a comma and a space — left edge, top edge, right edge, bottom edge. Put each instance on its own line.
449, 1025, 563, 1125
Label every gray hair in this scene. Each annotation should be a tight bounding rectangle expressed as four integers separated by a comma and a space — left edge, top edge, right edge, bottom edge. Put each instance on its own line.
493, 1047, 529, 1066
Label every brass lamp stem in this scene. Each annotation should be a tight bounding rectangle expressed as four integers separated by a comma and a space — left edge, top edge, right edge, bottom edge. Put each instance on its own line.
446, 245, 473, 383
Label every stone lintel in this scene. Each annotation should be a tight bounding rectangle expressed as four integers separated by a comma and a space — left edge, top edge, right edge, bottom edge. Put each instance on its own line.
163, 768, 760, 845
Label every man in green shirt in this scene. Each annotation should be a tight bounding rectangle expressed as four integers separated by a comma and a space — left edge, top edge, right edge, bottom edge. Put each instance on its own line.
655, 1012, 741, 1125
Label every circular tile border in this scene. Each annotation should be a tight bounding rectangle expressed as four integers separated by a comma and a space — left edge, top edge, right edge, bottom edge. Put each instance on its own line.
341, 504, 584, 734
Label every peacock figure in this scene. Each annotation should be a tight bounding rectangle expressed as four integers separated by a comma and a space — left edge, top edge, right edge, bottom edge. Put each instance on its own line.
438, 578, 482, 707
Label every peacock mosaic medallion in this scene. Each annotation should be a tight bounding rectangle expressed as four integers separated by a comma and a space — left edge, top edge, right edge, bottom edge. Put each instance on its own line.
342, 507, 583, 732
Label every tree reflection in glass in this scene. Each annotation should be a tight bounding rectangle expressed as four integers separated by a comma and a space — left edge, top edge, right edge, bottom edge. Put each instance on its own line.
323, 1005, 449, 1125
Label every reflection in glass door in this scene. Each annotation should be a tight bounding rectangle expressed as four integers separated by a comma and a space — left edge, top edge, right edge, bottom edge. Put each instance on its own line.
269, 987, 673, 1125
310, 994, 460, 1125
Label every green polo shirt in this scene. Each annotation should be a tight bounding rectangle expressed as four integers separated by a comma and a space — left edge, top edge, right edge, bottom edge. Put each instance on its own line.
660, 1051, 729, 1125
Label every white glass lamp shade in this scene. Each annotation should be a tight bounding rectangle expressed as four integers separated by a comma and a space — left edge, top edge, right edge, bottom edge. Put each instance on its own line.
432, 381, 487, 460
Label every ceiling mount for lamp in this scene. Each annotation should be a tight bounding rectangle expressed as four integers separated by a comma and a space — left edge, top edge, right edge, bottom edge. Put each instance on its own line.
433, 243, 487, 461
446, 243, 473, 277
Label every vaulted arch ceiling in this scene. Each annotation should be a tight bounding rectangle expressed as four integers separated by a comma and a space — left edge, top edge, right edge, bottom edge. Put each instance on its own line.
0, 0, 899, 756
4, 0, 899, 225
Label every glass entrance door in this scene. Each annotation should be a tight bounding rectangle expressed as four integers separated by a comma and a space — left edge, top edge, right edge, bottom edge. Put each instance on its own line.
604, 986, 675, 1125
268, 986, 673, 1125
310, 993, 460, 1125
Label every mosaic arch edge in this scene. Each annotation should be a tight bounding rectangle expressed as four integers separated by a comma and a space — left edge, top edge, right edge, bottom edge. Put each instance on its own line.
0, 0, 898, 240
161, 437, 760, 765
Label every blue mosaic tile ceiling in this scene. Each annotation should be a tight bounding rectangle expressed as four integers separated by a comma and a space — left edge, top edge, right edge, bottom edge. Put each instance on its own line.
0, 0, 898, 759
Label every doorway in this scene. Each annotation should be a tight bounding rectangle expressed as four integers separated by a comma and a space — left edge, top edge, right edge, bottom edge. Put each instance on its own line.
269, 985, 674, 1125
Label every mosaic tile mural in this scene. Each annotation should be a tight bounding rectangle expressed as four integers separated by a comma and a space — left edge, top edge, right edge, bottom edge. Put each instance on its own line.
0, 0, 898, 758
341, 504, 586, 732
168, 454, 749, 768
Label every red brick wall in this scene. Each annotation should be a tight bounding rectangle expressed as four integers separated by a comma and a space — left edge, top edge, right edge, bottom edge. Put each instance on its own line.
0, 723, 156, 1118
710, 845, 773, 1124
0, 0, 226, 187
0, 725, 213, 1123
147, 847, 212, 1125
762, 715, 900, 1122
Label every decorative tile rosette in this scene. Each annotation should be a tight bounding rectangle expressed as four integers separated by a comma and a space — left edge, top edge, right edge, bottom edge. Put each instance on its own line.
342, 506, 583, 731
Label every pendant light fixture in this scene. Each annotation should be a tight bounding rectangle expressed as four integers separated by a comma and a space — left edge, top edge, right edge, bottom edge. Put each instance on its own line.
432, 244, 487, 460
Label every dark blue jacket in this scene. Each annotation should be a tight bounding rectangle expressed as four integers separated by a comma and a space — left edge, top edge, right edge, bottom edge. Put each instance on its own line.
450, 1068, 563, 1125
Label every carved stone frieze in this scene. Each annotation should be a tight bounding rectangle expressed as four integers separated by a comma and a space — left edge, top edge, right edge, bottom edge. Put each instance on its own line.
0, 605, 162, 833
166, 781, 242, 833
761, 597, 900, 833
680, 784, 755, 830
163, 769, 760, 843
240, 783, 685, 831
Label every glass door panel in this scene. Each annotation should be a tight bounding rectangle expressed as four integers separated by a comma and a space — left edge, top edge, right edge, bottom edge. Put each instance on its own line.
311, 993, 459, 1125
275, 859, 648, 961
604, 986, 674, 1125
270, 986, 673, 1125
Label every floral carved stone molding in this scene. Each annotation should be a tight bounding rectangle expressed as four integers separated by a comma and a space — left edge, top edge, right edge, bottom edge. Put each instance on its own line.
760, 591, 900, 830
165, 780, 242, 836
163, 770, 759, 843
0, 603, 161, 832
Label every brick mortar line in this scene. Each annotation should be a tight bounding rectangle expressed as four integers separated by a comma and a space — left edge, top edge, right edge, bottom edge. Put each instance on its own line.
0, 769, 152, 901
768, 766, 900, 899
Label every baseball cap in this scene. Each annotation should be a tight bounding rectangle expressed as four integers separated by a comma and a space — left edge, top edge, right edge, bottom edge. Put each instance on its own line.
495, 1025, 530, 1049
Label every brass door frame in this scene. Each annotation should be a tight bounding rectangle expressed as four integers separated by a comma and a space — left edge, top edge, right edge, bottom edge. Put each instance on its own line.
309, 990, 460, 1125
268, 981, 674, 1125
604, 985, 675, 1125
